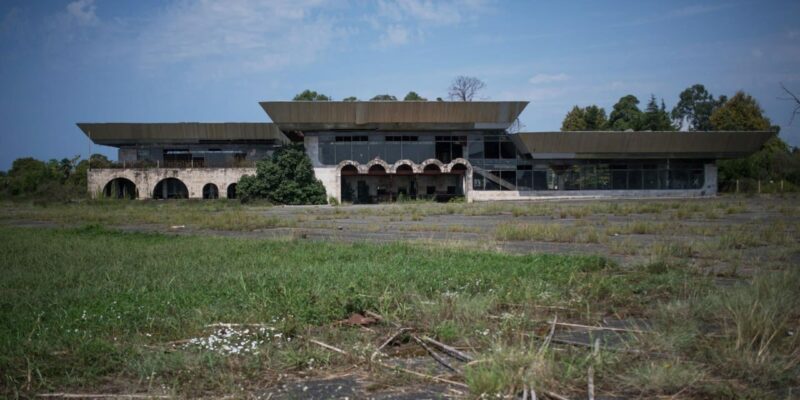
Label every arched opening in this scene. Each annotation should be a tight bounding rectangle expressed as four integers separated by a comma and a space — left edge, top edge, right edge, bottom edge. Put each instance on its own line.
202, 183, 219, 199
153, 178, 188, 199
450, 163, 468, 174
227, 183, 238, 199
368, 164, 387, 175
340, 164, 359, 176
423, 164, 442, 174
103, 178, 137, 199
395, 164, 413, 175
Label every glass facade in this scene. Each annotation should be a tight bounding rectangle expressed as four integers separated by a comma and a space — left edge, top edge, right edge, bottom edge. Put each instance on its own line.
319, 132, 474, 165
316, 131, 707, 192
471, 160, 705, 191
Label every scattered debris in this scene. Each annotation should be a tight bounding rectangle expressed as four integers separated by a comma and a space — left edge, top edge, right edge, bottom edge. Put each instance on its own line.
307, 338, 347, 355
183, 325, 284, 355
420, 335, 473, 362
338, 313, 377, 327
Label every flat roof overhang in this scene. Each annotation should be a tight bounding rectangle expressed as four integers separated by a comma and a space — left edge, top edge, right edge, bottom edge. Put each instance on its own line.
77, 123, 290, 147
511, 131, 776, 159
260, 101, 528, 131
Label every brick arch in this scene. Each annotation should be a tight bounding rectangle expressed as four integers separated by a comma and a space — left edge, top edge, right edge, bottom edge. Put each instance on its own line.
419, 158, 445, 174
444, 158, 472, 174
365, 158, 391, 170
390, 159, 418, 174
419, 158, 444, 169
337, 160, 362, 174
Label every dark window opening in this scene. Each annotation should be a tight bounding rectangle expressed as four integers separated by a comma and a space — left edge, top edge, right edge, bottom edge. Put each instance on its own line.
500, 141, 517, 159
202, 183, 219, 199
163, 149, 191, 167
227, 183, 238, 199
153, 178, 188, 199
103, 178, 137, 199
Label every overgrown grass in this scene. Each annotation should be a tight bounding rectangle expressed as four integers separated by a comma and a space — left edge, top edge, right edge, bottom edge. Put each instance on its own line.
0, 225, 618, 396
0, 200, 295, 231
1, 194, 798, 397
494, 222, 605, 243
648, 268, 800, 397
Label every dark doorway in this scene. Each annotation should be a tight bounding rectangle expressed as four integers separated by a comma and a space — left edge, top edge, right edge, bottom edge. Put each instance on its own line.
103, 178, 137, 199
202, 183, 219, 199
153, 178, 188, 199
227, 183, 238, 199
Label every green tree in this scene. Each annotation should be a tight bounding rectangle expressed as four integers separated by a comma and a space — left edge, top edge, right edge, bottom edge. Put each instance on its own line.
561, 106, 587, 131
639, 95, 675, 131
293, 90, 331, 101
370, 94, 397, 101
237, 143, 327, 205
88, 153, 112, 168
671, 84, 726, 131
6, 157, 53, 195
711, 92, 789, 182
583, 105, 608, 130
403, 91, 427, 101
608, 95, 642, 131
561, 105, 607, 131
710, 91, 771, 131
342, 96, 358, 102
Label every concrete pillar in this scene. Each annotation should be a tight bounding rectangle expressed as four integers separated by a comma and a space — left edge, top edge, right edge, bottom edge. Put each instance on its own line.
704, 163, 718, 196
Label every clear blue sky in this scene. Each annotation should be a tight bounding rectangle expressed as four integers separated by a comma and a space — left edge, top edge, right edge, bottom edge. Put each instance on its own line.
1, 0, 799, 169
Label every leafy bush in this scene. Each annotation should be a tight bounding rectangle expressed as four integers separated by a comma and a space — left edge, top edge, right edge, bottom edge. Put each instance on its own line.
237, 143, 327, 205
0, 154, 109, 201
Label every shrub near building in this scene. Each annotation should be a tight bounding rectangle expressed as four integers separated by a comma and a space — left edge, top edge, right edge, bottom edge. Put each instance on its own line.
237, 143, 327, 205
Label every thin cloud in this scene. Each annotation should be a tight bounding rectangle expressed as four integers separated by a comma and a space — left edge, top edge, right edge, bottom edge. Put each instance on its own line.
66, 0, 98, 26
369, 0, 492, 47
136, 0, 345, 74
614, 3, 735, 28
378, 24, 410, 47
529, 73, 569, 84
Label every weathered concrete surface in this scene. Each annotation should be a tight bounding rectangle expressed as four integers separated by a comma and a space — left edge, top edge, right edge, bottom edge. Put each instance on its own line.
88, 168, 255, 199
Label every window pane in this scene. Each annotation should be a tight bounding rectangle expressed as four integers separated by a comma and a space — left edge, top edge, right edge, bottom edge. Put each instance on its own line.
485, 171, 500, 190
517, 171, 532, 190
352, 142, 369, 164
320, 141, 335, 165
628, 170, 642, 189
500, 171, 516, 191
643, 170, 660, 189
689, 170, 704, 188
484, 141, 500, 159
500, 141, 517, 159
386, 142, 402, 163
368, 138, 385, 161
597, 164, 611, 189
334, 143, 351, 163
472, 171, 485, 190
468, 139, 484, 159
533, 170, 548, 190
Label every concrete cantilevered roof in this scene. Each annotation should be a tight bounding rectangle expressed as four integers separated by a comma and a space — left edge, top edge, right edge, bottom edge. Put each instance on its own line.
260, 101, 528, 131
77, 123, 289, 147
511, 131, 775, 159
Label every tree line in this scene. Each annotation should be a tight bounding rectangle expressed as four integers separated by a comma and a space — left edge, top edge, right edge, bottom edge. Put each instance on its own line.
291, 75, 487, 103
0, 154, 113, 201
560, 85, 800, 188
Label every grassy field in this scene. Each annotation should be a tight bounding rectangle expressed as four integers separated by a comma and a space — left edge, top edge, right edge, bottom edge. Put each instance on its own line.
1, 215, 798, 398
0, 220, 800, 398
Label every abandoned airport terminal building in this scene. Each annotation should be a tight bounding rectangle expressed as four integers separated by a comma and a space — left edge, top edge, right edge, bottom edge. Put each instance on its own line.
78, 101, 774, 202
